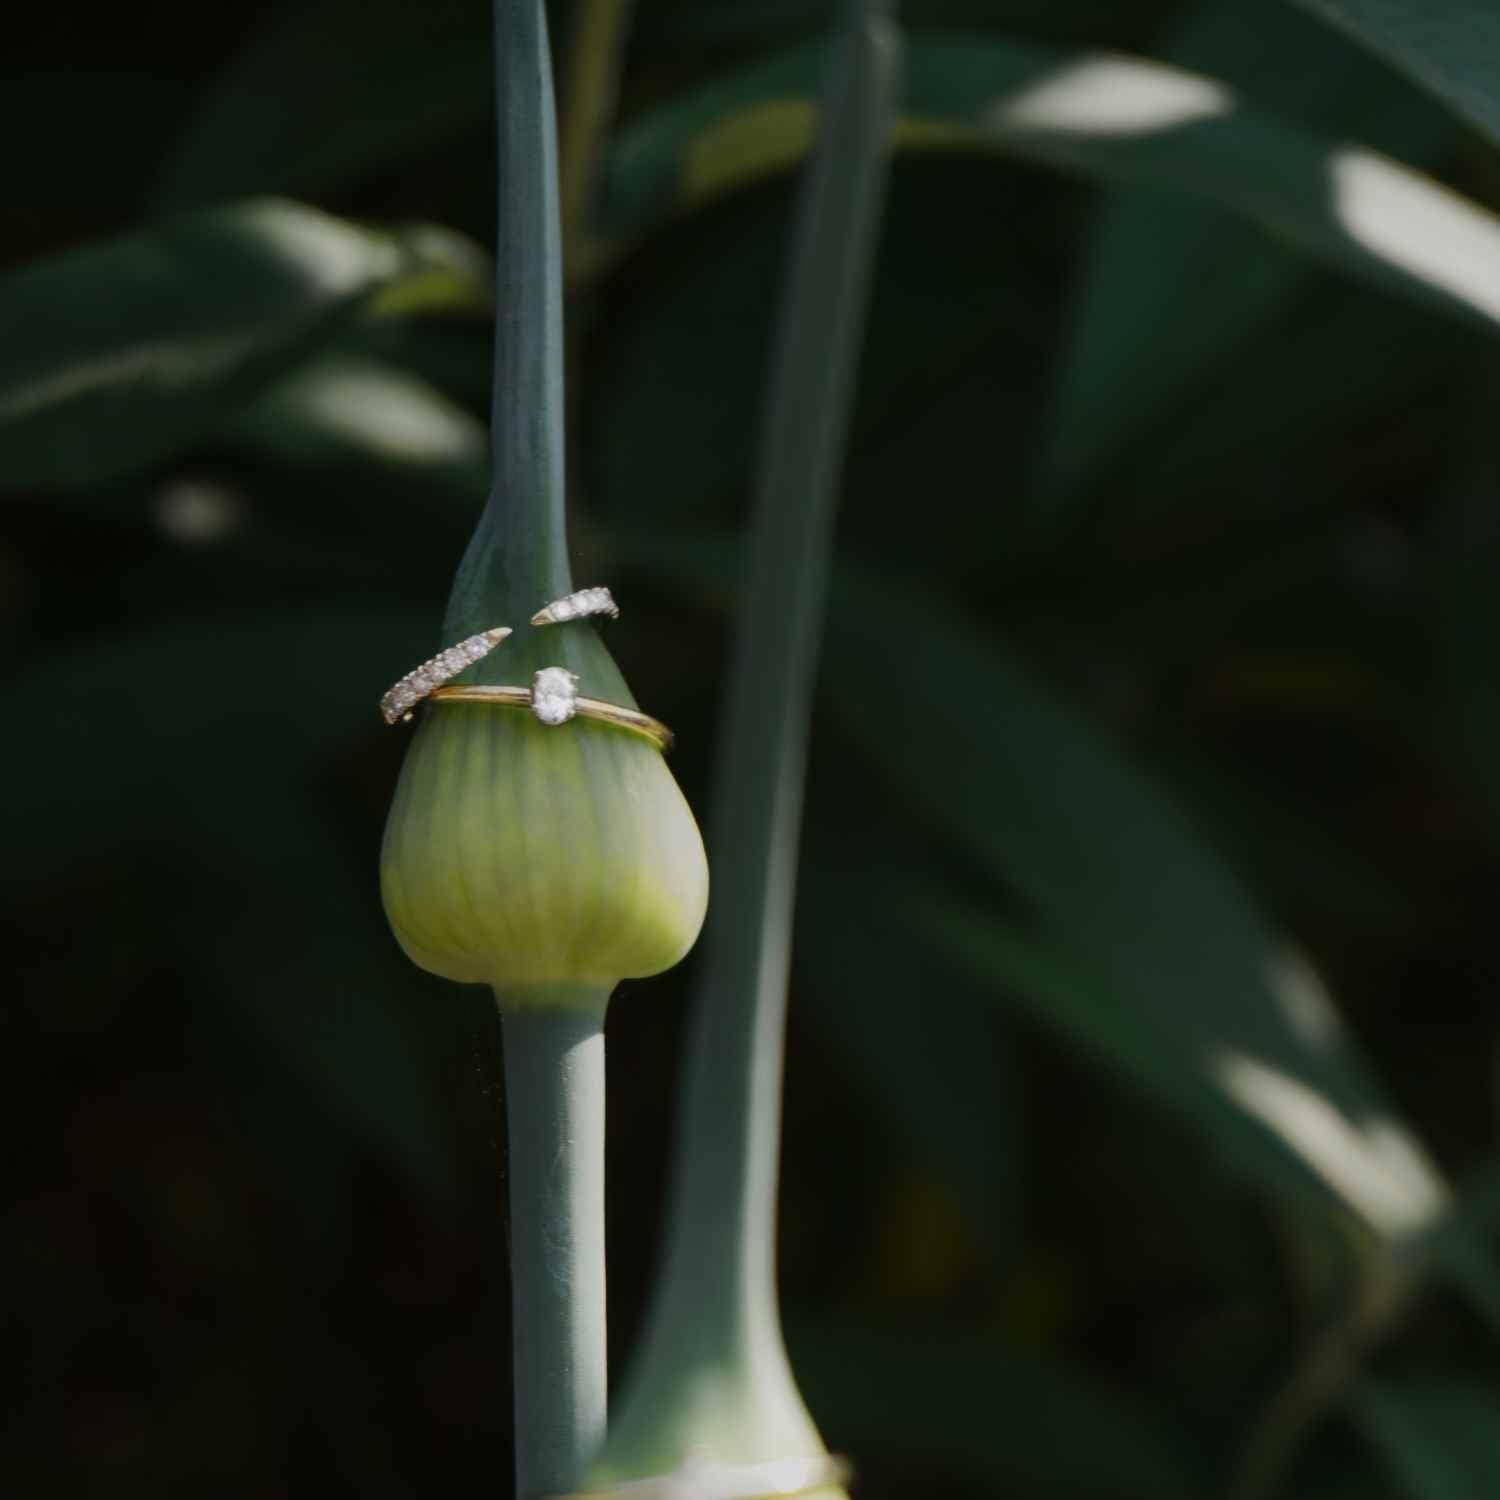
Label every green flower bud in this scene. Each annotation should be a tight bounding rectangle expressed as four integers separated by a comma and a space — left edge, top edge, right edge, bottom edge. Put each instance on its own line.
380, 692, 707, 997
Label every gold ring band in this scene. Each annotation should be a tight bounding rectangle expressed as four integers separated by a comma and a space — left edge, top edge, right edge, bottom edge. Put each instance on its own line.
429, 685, 674, 752
546, 1453, 852, 1500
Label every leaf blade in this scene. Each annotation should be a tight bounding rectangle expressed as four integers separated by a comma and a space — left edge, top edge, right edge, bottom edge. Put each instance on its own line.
598, 36, 1500, 341
0, 199, 488, 490
1288, 0, 1500, 149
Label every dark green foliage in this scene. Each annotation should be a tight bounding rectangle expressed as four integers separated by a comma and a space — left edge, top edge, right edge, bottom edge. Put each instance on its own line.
1288, 0, 1500, 149
6, 0, 1500, 1497
0, 201, 488, 489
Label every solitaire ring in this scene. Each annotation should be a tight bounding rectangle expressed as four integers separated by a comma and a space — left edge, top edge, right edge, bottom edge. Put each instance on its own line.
431, 672, 674, 753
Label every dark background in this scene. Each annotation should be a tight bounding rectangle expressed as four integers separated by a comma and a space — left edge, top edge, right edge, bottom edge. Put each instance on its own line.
6, 0, 1500, 1495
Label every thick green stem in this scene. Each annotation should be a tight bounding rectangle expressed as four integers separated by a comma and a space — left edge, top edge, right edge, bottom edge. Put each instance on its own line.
500, 996, 610, 1498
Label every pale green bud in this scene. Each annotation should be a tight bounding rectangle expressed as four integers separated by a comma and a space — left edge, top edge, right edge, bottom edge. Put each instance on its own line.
381, 696, 707, 1000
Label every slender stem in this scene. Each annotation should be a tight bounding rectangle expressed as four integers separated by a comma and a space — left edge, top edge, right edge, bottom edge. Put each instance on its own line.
559, 0, 636, 273
500, 997, 610, 1499
587, 5, 899, 1479
657, 0, 900, 1353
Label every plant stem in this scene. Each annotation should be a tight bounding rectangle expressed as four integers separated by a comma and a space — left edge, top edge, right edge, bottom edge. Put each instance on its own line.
448, 0, 567, 651
500, 996, 610, 1499
592, 4, 901, 1477
448, 0, 633, 702
659, 0, 900, 1352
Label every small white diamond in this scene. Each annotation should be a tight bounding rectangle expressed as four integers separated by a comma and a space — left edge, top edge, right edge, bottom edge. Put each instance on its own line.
379, 625, 512, 725
531, 667, 579, 726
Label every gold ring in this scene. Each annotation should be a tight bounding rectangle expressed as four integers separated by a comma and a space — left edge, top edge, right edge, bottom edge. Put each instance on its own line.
547, 1453, 852, 1500
430, 685, 674, 752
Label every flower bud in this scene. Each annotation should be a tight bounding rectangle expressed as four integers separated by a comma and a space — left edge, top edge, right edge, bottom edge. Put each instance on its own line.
381, 686, 707, 1001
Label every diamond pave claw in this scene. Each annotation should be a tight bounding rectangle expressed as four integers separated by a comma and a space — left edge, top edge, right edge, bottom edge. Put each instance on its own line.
530, 586, 619, 627
381, 627, 511, 724
530, 667, 579, 726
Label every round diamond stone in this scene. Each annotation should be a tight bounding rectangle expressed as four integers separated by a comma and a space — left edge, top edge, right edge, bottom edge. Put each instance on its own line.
531, 667, 579, 726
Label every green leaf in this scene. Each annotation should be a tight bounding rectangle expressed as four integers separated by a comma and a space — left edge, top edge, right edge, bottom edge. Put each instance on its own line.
1041, 0, 1449, 504
797, 843, 1024, 1259
1352, 1377, 1500, 1498
151, 0, 491, 208
613, 532, 1455, 1242
1080, 268, 1470, 534
1406, 1156, 1500, 1339
176, 844, 461, 1202
0, 199, 489, 491
1288, 0, 1500, 150
598, 35, 1500, 341
219, 354, 488, 518
918, 903, 1312, 1201
2, 606, 460, 1194
822, 564, 1449, 1237
1146, 741, 1408, 928
0, 605, 432, 881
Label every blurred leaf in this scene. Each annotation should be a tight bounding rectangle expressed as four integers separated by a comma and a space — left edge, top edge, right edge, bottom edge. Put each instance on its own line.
1146, 742, 1408, 927
822, 563, 1449, 1238
584, 191, 776, 529
787, 1317, 1198, 1497
150, 0, 1179, 207
1352, 1376, 1500, 1497
918, 902, 1310, 1196
151, 0, 490, 208
585, 154, 1067, 589
1082, 269, 1471, 536
176, 839, 461, 1201
1406, 1157, 1500, 1339
797, 842, 1023, 1259
1421, 1229, 1500, 1342
4, 607, 456, 1192
1457, 1157, 1500, 1237
220, 354, 488, 518
599, 36, 1500, 341
1041, 0, 1449, 505
632, 0, 840, 47
0, 200, 489, 491
1289, 0, 1500, 148
612, 532, 1452, 1238
1, 606, 433, 880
